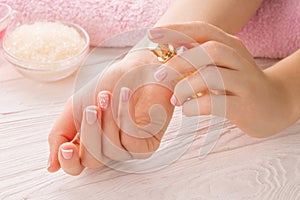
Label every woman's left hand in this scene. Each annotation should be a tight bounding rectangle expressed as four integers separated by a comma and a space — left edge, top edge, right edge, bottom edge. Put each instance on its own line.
149, 22, 295, 137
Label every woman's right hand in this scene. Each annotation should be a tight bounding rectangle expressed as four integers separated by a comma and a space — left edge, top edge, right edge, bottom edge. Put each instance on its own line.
47, 48, 175, 175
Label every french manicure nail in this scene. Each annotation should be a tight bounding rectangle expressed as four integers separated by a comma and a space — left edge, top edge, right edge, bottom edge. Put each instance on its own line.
98, 91, 110, 110
170, 95, 177, 106
61, 148, 73, 160
148, 28, 164, 40
154, 65, 167, 82
120, 87, 131, 102
86, 107, 97, 125
176, 46, 188, 55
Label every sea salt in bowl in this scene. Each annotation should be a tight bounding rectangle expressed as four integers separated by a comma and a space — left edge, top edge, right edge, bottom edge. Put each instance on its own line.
0, 3, 13, 41
2, 21, 90, 82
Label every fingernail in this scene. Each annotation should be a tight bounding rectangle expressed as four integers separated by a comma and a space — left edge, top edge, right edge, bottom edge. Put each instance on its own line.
176, 46, 188, 55
120, 87, 131, 102
61, 148, 73, 160
148, 28, 164, 40
154, 65, 167, 82
86, 107, 98, 125
170, 95, 177, 106
98, 91, 110, 110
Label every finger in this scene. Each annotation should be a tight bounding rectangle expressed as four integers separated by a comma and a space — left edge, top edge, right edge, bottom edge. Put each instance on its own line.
163, 46, 211, 82
48, 75, 102, 172
58, 142, 84, 176
97, 90, 132, 161
148, 21, 254, 63
183, 94, 211, 116
160, 44, 214, 85
166, 42, 245, 75
80, 106, 106, 168
172, 66, 241, 106
118, 87, 152, 159
155, 42, 251, 89
182, 94, 239, 118
118, 86, 171, 159
48, 97, 77, 172
118, 87, 163, 159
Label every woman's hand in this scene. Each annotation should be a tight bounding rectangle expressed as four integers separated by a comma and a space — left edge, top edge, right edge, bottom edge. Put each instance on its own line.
149, 21, 296, 138
47, 49, 174, 175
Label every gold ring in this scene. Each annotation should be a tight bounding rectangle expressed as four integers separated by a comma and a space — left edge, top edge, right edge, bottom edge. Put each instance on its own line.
191, 92, 203, 99
149, 42, 176, 63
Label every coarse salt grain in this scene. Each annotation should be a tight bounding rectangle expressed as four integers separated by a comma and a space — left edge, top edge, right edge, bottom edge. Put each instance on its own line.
4, 21, 86, 65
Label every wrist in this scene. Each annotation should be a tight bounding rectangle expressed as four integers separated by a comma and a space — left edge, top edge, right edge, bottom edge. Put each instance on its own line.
264, 68, 300, 125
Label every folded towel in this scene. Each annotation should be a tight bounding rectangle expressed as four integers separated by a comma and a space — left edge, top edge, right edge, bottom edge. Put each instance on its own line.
3, 0, 173, 47
237, 0, 300, 59
2, 0, 299, 59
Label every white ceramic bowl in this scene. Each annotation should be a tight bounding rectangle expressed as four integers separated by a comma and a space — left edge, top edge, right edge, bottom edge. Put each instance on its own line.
2, 21, 90, 82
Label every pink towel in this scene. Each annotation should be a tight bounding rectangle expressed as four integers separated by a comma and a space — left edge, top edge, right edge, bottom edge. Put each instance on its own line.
237, 0, 300, 59
2, 0, 299, 59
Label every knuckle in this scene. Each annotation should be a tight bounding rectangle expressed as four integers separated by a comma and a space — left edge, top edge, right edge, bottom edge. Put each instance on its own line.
47, 130, 57, 144
193, 21, 210, 30
200, 67, 218, 86
166, 55, 179, 68
201, 66, 217, 77
167, 55, 191, 72
202, 41, 222, 62
203, 40, 221, 52
231, 35, 244, 47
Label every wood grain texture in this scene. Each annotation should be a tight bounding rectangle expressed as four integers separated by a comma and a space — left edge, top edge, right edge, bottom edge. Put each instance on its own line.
0, 48, 299, 200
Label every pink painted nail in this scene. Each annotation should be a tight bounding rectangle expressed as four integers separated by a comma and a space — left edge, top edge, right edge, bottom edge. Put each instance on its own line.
98, 91, 110, 110
86, 107, 97, 125
61, 148, 73, 160
154, 65, 167, 82
148, 28, 164, 40
170, 95, 177, 106
120, 87, 131, 102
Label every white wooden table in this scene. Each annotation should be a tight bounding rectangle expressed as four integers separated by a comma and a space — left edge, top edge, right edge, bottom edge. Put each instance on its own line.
0, 47, 299, 200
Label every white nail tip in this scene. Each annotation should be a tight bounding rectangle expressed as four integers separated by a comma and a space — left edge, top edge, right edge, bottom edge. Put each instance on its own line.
176, 46, 188, 55
120, 87, 131, 102
61, 149, 73, 153
61, 148, 73, 160
154, 65, 167, 82
86, 108, 97, 125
